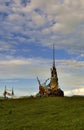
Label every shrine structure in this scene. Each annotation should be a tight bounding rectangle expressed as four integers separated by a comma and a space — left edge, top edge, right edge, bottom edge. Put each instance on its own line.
37, 44, 64, 97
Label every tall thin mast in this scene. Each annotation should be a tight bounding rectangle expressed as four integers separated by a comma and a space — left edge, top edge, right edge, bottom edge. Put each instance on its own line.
53, 44, 55, 67
12, 87, 14, 96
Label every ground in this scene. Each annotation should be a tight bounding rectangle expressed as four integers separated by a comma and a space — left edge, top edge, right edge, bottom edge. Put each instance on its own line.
0, 96, 84, 130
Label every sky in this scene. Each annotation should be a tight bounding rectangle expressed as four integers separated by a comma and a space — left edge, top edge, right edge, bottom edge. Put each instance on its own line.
0, 0, 84, 97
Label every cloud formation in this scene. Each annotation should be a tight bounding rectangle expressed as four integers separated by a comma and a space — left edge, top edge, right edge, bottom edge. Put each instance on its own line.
0, 57, 83, 90
65, 87, 84, 96
0, 0, 84, 55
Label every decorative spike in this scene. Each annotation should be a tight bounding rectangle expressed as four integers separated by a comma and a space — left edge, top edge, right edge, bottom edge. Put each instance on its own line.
53, 44, 55, 67
37, 77, 41, 86
5, 85, 6, 91
50, 44, 58, 90
12, 88, 14, 96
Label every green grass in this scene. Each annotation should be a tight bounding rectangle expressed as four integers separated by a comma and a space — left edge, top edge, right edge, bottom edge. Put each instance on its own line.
0, 96, 84, 130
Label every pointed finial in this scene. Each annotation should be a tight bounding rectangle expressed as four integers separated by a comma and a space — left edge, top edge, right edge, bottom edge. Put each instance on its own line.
53, 44, 55, 67
12, 87, 14, 96
5, 85, 6, 91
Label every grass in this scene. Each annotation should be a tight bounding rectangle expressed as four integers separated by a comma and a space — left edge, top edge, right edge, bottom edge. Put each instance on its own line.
0, 96, 84, 130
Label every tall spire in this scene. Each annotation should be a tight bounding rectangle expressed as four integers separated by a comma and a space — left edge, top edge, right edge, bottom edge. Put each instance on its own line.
12, 88, 14, 96
5, 85, 6, 91
53, 44, 55, 67
50, 44, 58, 90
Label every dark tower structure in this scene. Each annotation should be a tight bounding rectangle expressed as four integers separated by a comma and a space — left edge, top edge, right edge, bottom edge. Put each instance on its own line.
50, 44, 64, 96
37, 44, 64, 97
50, 44, 58, 90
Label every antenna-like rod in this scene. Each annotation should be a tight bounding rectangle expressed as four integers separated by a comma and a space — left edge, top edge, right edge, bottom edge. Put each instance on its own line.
37, 77, 41, 86
12, 87, 14, 96
53, 44, 55, 67
5, 85, 6, 91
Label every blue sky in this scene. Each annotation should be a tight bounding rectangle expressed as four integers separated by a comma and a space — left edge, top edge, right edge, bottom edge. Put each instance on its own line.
0, 0, 84, 97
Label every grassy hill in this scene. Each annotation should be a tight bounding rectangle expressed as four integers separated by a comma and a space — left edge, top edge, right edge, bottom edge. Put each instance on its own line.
0, 96, 84, 130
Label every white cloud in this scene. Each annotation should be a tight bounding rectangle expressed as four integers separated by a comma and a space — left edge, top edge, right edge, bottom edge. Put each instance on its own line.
0, 57, 50, 79
0, 41, 13, 51
8, 14, 23, 22
31, 11, 45, 26
64, 87, 84, 96
56, 59, 84, 91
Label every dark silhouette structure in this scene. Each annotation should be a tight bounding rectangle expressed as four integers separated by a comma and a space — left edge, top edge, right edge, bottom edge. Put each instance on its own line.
3, 86, 14, 98
37, 44, 64, 97
49, 44, 64, 96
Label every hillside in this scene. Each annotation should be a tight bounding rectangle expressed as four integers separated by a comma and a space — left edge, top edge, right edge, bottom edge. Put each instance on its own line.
0, 96, 84, 130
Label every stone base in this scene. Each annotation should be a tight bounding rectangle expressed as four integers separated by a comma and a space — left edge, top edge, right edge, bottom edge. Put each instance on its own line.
47, 88, 64, 97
